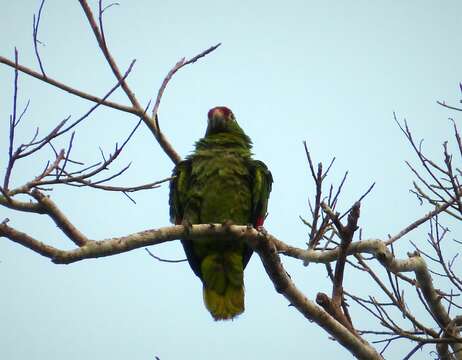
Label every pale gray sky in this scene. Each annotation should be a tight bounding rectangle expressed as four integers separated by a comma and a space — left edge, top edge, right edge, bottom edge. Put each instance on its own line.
1, 1, 462, 359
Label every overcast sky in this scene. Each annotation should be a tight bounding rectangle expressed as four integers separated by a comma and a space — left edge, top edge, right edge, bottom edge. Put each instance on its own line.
1, 1, 462, 359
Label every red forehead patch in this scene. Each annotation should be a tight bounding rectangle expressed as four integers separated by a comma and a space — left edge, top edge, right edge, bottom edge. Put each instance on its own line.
208, 106, 232, 119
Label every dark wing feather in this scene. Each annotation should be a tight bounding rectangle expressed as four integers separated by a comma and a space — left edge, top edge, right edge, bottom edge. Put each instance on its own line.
243, 159, 273, 268
169, 160, 191, 224
169, 160, 202, 278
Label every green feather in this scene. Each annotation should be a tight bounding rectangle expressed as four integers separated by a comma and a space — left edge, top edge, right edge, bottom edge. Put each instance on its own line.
169, 107, 272, 320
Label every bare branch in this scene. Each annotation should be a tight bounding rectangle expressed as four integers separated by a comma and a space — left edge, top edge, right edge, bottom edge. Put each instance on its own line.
30, 189, 88, 246
79, 0, 178, 164
251, 230, 383, 360
0, 55, 136, 114
151, 42, 222, 125
437, 100, 462, 113
32, 0, 46, 76
4, 48, 20, 191
144, 248, 187, 263
316, 202, 360, 335
386, 200, 456, 245
0, 219, 62, 258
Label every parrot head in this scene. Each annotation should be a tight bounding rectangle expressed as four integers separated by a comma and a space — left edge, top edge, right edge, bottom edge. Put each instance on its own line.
205, 106, 245, 136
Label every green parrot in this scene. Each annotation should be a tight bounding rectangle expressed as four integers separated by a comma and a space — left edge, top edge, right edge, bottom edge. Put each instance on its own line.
169, 106, 272, 320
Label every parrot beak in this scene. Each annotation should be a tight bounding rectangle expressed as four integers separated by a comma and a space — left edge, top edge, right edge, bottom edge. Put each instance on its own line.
206, 106, 234, 134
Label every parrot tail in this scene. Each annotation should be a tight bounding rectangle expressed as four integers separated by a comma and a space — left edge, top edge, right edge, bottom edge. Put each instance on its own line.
201, 252, 245, 320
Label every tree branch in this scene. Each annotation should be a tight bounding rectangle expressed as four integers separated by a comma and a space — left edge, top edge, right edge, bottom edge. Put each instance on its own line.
0, 55, 136, 114
30, 189, 88, 246
251, 230, 383, 360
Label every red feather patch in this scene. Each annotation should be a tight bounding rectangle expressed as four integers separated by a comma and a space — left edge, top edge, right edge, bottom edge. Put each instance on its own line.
255, 216, 265, 228
208, 106, 232, 119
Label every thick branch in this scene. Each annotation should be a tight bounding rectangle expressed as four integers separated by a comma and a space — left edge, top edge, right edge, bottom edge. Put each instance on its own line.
30, 189, 88, 246
0, 194, 45, 213
2, 219, 460, 356
252, 231, 383, 360
0, 223, 265, 264
319, 201, 360, 335
276, 237, 462, 354
0, 220, 64, 258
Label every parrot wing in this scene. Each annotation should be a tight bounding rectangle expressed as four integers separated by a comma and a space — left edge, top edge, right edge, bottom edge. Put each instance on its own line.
169, 159, 202, 278
243, 159, 273, 268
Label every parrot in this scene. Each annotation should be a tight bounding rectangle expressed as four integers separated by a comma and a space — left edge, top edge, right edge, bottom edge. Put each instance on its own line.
169, 106, 272, 320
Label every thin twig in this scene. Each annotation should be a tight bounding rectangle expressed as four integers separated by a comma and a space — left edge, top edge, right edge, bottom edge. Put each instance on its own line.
144, 248, 187, 263
32, 0, 46, 77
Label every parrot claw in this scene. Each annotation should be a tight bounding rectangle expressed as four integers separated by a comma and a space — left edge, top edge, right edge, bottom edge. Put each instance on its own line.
181, 219, 193, 234
256, 225, 267, 235
248, 223, 265, 233
222, 219, 234, 229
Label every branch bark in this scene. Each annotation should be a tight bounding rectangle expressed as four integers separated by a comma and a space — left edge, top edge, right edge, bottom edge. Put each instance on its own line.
2, 219, 461, 357
251, 230, 383, 360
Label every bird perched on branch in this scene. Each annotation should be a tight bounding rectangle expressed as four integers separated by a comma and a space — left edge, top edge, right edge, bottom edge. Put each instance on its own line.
169, 106, 272, 320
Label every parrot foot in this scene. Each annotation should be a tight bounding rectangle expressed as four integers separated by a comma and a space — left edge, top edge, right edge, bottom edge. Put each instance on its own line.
256, 225, 268, 235
221, 219, 234, 230
181, 219, 193, 235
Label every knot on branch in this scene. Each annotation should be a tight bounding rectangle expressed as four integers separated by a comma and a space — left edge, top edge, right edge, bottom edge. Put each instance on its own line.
31, 188, 45, 200
222, 219, 234, 233
375, 250, 388, 264
407, 250, 420, 258
346, 201, 361, 234
316, 292, 358, 337
316, 292, 330, 307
